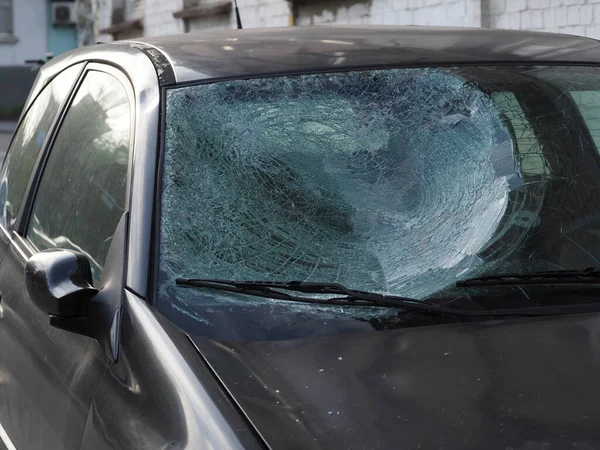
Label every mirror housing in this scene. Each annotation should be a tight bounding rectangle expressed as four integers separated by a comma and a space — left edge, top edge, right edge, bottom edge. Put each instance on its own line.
25, 249, 99, 318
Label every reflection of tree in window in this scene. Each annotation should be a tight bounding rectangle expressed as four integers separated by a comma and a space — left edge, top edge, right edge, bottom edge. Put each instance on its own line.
27, 71, 130, 286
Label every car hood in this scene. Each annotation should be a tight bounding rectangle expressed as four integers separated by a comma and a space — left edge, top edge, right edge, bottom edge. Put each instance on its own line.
190, 313, 600, 450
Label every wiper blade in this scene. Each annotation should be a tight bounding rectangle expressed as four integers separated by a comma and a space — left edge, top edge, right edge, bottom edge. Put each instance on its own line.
456, 267, 600, 287
175, 278, 600, 317
176, 278, 429, 307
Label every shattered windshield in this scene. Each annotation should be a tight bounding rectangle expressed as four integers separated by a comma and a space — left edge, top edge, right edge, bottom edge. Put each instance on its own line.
159, 66, 600, 338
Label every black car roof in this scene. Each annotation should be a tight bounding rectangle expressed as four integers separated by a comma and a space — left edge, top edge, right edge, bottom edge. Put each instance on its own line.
124, 25, 600, 83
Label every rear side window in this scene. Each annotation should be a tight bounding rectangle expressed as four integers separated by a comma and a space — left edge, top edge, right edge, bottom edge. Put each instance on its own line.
491, 91, 550, 177
571, 91, 600, 149
0, 64, 81, 229
27, 70, 131, 286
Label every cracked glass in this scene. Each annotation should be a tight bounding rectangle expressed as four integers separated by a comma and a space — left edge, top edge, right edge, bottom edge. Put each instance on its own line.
160, 66, 600, 336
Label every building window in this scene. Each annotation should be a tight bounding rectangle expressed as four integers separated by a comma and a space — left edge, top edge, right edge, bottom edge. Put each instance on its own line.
0, 0, 12, 36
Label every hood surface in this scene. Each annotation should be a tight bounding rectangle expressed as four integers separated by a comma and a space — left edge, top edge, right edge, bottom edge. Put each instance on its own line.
191, 313, 600, 450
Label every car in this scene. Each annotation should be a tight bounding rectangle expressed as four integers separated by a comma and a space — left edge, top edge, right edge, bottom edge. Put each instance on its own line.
4, 24, 600, 449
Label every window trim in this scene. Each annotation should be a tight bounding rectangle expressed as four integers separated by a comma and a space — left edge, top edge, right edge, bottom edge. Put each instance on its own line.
0, 0, 13, 38
148, 85, 167, 306
12, 63, 136, 266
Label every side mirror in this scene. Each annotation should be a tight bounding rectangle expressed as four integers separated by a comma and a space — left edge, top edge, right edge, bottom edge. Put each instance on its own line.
25, 249, 99, 318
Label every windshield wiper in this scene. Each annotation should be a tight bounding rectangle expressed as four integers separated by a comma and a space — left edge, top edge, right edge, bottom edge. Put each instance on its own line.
456, 267, 600, 287
175, 278, 600, 317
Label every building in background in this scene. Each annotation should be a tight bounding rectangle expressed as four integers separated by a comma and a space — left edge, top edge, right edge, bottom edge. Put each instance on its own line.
0, 0, 78, 119
96, 0, 600, 42
0, 0, 78, 66
2, 0, 599, 118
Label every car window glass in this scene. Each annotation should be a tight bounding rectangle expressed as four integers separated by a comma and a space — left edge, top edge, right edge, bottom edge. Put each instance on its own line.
570, 91, 600, 148
492, 91, 550, 177
0, 64, 81, 229
27, 70, 131, 286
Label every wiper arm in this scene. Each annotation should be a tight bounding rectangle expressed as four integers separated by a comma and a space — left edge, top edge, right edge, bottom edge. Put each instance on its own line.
456, 267, 600, 287
175, 278, 600, 317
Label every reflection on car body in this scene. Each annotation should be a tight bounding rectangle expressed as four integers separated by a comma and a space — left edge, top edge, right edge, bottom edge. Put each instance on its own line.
1, 26, 600, 449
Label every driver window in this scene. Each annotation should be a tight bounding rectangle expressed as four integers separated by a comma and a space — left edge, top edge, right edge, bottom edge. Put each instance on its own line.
26, 70, 132, 286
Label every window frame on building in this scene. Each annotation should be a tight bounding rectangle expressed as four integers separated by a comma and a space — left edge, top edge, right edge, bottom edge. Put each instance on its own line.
0, 0, 13, 39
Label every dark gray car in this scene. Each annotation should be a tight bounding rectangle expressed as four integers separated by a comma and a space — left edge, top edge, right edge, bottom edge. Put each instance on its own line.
3, 25, 600, 449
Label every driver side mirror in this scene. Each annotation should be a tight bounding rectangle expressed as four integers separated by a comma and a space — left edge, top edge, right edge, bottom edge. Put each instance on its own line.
25, 249, 99, 322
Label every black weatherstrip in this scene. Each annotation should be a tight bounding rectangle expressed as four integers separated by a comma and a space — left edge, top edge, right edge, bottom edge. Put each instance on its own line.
127, 42, 176, 86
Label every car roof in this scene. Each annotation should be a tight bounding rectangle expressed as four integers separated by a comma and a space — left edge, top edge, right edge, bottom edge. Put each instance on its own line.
124, 25, 600, 84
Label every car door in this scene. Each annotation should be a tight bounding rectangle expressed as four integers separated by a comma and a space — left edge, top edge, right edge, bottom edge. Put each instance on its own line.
0, 64, 134, 450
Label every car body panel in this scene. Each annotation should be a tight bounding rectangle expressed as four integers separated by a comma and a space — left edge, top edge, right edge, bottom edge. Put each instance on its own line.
132, 26, 600, 84
191, 312, 600, 450
0, 236, 106, 450
79, 290, 261, 450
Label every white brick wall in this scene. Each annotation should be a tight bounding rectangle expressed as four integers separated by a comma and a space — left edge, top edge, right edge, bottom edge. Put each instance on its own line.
95, 0, 600, 43
188, 15, 231, 32
296, 0, 475, 27
237, 0, 290, 28
97, 0, 114, 43
489, 0, 600, 38
144, 0, 184, 36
